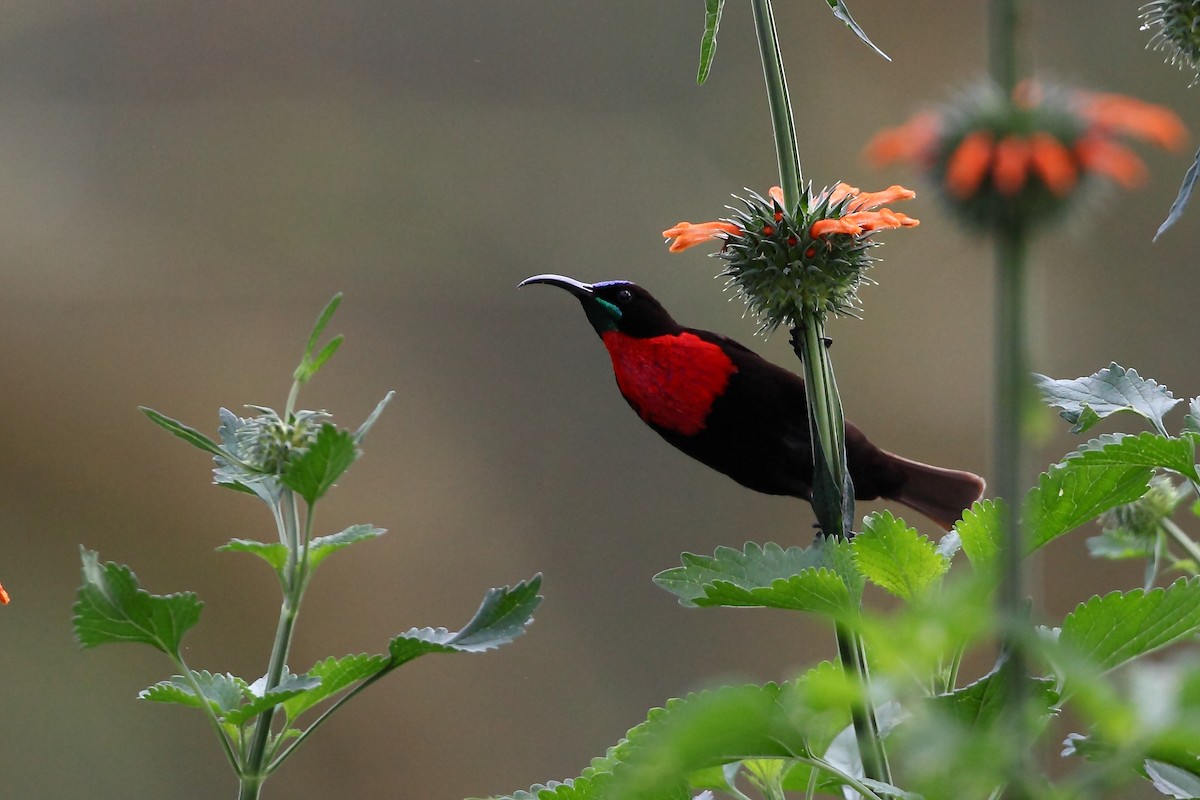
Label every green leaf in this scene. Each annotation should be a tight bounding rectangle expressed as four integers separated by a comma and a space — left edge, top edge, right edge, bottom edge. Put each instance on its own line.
281, 424, 358, 504
354, 391, 395, 444
1185, 398, 1200, 435
932, 658, 1058, 729
1060, 578, 1200, 673
827, 0, 890, 61
217, 538, 287, 573
140, 671, 245, 714
1034, 363, 1181, 435
1146, 760, 1200, 799
955, 499, 1003, 567
387, 574, 542, 668
1086, 528, 1157, 560
1026, 461, 1153, 551
307, 524, 386, 571
653, 540, 860, 616
282, 653, 390, 719
1066, 432, 1199, 482
696, 0, 725, 84
852, 511, 948, 601
1155, 146, 1200, 242
221, 670, 322, 725
294, 293, 343, 384
73, 548, 202, 655
140, 407, 227, 459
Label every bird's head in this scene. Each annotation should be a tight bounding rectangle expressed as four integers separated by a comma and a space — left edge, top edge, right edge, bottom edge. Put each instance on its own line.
518, 274, 681, 338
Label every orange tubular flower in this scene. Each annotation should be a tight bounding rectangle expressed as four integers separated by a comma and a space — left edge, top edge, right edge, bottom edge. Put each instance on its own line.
663, 182, 919, 328
865, 80, 1187, 234
0, 582, 9, 605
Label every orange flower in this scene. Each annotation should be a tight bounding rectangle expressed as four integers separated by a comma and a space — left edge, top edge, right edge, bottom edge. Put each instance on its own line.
1028, 132, 1078, 196
0, 582, 9, 605
1075, 135, 1147, 188
944, 130, 995, 199
810, 207, 919, 237
992, 135, 1033, 196
662, 220, 742, 252
866, 112, 941, 166
1079, 91, 1187, 151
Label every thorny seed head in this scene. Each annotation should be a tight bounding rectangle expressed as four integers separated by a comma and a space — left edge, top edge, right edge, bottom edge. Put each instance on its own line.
1141, 0, 1200, 85
236, 407, 330, 474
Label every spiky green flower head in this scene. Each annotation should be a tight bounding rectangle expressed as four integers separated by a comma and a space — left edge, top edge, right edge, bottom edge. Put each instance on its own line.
1100, 474, 1189, 539
223, 406, 331, 475
663, 183, 918, 334
867, 81, 1187, 237
1142, 0, 1200, 85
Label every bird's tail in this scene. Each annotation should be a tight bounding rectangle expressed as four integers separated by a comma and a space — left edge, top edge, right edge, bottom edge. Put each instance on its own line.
883, 452, 987, 531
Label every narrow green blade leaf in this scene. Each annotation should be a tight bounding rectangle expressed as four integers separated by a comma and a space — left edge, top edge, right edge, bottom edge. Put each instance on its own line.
307, 524, 387, 571
654, 540, 860, 615
140, 407, 226, 458
1034, 363, 1181, 435
1060, 577, 1200, 673
1066, 432, 1199, 482
1026, 461, 1153, 551
852, 510, 948, 601
73, 548, 202, 655
955, 499, 1003, 567
387, 574, 542, 669
696, 0, 725, 84
354, 391, 395, 444
1154, 146, 1200, 242
222, 671, 322, 725
281, 424, 358, 504
828, 0, 890, 61
282, 653, 390, 719
217, 538, 288, 573
140, 671, 245, 714
304, 335, 344, 379
294, 293, 343, 382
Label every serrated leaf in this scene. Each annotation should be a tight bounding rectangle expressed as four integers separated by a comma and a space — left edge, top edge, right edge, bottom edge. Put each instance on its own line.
307, 524, 386, 571
388, 574, 542, 668
1185, 398, 1200, 435
222, 671, 322, 725
281, 424, 358, 504
827, 0, 890, 61
354, 391, 395, 444
217, 538, 288, 573
1060, 578, 1200, 673
1034, 363, 1181, 435
74, 548, 202, 655
1066, 432, 1199, 482
696, 0, 724, 84
852, 511, 948, 601
955, 499, 1003, 566
140, 671, 245, 714
1155, 146, 1200, 242
282, 653, 390, 719
654, 540, 860, 615
141, 407, 227, 459
1026, 461, 1153, 551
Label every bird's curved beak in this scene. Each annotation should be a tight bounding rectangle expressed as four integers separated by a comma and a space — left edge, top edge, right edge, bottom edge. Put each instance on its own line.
517, 274, 595, 299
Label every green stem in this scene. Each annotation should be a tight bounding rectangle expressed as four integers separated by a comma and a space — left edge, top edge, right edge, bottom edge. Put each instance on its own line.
239, 491, 305, 800
751, 0, 802, 204
1163, 518, 1200, 568
175, 650, 242, 774
989, 0, 1022, 95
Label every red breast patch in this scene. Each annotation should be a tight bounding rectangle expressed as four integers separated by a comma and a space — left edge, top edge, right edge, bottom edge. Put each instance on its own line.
600, 331, 738, 435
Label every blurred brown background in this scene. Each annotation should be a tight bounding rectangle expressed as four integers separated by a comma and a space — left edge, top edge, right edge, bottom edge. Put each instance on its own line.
0, 1, 1196, 797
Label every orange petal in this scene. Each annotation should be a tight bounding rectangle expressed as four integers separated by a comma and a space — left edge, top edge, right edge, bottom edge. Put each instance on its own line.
0, 582, 9, 605
1080, 92, 1187, 151
1075, 136, 1147, 188
864, 111, 941, 165
810, 209, 919, 237
1028, 132, 1078, 196
944, 130, 994, 198
767, 186, 785, 207
825, 182, 861, 207
846, 184, 916, 212
992, 135, 1033, 196
662, 220, 742, 252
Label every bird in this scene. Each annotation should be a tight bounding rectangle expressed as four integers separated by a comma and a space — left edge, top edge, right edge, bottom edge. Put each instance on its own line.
518, 274, 986, 531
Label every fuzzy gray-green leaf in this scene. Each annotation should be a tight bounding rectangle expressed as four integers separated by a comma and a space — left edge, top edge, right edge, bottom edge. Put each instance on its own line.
140, 671, 245, 714
1034, 363, 1180, 435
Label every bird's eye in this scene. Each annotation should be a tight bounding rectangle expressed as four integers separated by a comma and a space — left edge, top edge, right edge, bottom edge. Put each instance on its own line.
617, 289, 633, 303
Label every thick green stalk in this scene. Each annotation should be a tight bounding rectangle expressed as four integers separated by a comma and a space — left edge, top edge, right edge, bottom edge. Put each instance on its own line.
238, 491, 305, 800
749, 0, 888, 785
